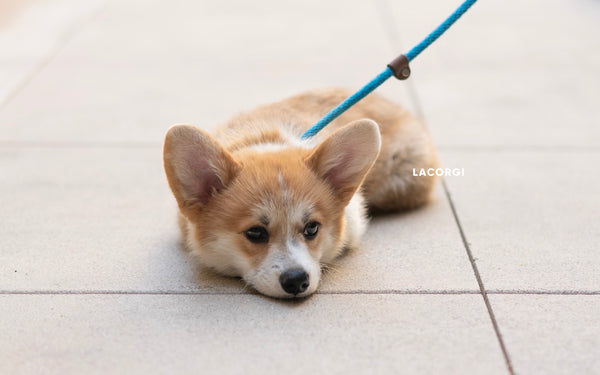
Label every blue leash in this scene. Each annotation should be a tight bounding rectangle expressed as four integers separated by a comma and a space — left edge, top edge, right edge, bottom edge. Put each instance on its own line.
301, 0, 478, 139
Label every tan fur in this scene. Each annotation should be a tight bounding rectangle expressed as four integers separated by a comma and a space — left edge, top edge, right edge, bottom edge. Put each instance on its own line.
214, 88, 438, 210
163, 87, 438, 298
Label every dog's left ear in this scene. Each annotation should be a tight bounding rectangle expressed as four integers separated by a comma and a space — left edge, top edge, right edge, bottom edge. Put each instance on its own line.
305, 119, 381, 203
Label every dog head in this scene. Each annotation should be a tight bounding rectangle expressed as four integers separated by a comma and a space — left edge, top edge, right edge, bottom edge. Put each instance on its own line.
163, 120, 380, 298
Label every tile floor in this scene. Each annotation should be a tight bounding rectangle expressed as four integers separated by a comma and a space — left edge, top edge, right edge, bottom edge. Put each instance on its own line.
1, 0, 598, 374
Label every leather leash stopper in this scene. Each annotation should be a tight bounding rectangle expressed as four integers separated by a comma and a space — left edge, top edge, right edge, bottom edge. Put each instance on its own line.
387, 54, 411, 80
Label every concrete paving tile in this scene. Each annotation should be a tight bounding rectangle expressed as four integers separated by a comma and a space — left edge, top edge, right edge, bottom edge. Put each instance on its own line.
0, 294, 507, 375
321, 185, 479, 292
382, 0, 600, 147
490, 294, 600, 375
442, 150, 600, 291
0, 147, 244, 292
0, 0, 103, 104
1, 147, 474, 293
0, 0, 415, 143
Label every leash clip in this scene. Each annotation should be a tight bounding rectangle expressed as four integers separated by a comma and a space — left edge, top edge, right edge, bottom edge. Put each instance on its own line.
387, 54, 411, 80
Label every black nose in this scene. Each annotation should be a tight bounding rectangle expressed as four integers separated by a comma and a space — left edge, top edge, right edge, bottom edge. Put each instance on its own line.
279, 268, 309, 295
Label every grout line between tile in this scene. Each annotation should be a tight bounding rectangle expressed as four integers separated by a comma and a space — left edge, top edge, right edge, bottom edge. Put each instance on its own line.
443, 179, 515, 375
438, 145, 600, 152
373, 0, 516, 370
372, 0, 426, 121
486, 290, 600, 295
372, 0, 403, 52
319, 289, 478, 295
2, 141, 599, 153
0, 140, 161, 149
0, 289, 478, 296
2, 289, 597, 296
0, 1, 107, 111
0, 290, 251, 296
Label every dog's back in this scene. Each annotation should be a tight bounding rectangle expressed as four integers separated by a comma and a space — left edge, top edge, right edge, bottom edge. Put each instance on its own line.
215, 87, 439, 212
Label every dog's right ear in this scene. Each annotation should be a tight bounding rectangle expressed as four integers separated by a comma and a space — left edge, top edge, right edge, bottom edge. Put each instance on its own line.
163, 124, 239, 215
305, 119, 381, 204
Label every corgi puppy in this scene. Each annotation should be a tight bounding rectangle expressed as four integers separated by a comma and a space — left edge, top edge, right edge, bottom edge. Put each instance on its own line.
163, 88, 438, 298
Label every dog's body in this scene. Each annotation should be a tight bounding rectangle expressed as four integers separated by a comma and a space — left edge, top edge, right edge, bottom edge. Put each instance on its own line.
164, 88, 438, 298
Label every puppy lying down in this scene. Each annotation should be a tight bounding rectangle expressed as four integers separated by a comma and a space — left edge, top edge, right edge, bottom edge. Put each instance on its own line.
163, 88, 438, 298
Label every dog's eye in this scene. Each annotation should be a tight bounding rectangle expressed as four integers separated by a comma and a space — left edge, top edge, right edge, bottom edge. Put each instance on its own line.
303, 221, 320, 239
244, 226, 269, 243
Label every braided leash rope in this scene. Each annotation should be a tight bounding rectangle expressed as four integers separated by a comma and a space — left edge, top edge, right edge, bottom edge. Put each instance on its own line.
301, 0, 478, 139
